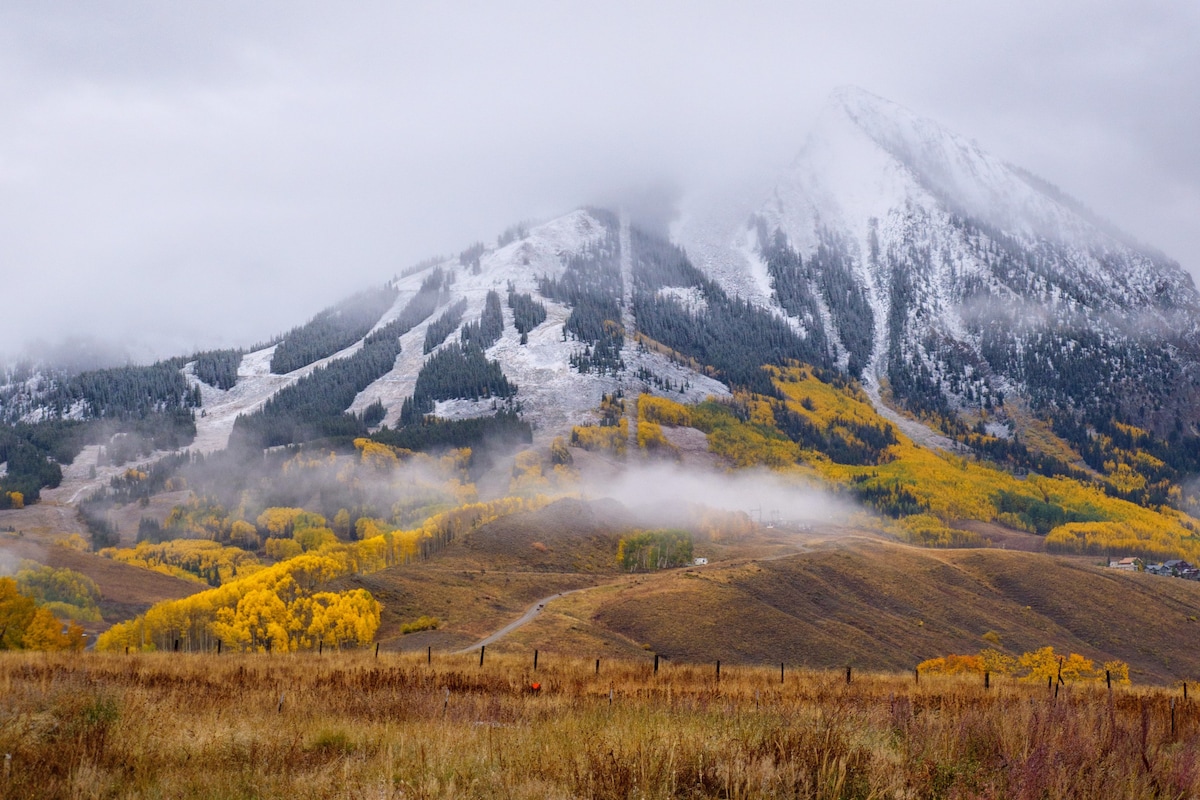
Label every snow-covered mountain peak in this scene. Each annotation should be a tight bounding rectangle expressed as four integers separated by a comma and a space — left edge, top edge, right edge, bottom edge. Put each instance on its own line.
817, 86, 1100, 247
678, 87, 1200, 437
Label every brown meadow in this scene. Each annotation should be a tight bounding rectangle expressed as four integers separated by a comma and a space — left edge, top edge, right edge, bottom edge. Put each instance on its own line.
2, 650, 1198, 799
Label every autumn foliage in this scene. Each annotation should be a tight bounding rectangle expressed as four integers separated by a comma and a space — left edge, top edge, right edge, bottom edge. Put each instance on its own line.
97, 494, 553, 653
919, 646, 1131, 685
650, 364, 1200, 562
0, 577, 85, 651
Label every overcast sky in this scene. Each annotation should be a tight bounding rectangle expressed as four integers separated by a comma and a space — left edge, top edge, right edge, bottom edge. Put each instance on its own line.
2, 1, 1197, 365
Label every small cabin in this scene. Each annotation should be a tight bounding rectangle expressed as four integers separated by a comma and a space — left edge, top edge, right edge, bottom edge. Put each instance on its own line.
693, 557, 709, 566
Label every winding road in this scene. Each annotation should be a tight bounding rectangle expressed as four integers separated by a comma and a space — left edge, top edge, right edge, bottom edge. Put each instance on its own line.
453, 589, 582, 653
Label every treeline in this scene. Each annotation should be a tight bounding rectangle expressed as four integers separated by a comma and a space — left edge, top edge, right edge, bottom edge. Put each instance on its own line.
459, 242, 486, 275
849, 476, 929, 518
192, 349, 242, 390
994, 489, 1105, 536
232, 335, 401, 450
809, 232, 875, 377
98, 451, 192, 506
757, 227, 830, 359
616, 529, 694, 571
631, 227, 706, 291
0, 420, 90, 505
634, 293, 828, 397
0, 358, 195, 503
538, 228, 625, 374
94, 410, 196, 469
773, 401, 897, 466
629, 224, 833, 395
423, 299, 468, 354
368, 267, 452, 346
19, 361, 201, 421
884, 242, 958, 422
460, 291, 504, 349
754, 224, 877, 379
233, 270, 460, 451
372, 411, 531, 453
270, 285, 398, 374
0, 576, 86, 651
507, 284, 546, 343
399, 343, 516, 425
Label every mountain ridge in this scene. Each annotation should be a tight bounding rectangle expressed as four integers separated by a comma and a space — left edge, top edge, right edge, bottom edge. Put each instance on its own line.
4, 88, 1200, 514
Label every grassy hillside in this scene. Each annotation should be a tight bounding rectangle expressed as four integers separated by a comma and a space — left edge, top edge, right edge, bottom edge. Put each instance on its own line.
578, 540, 1200, 683
312, 496, 1200, 685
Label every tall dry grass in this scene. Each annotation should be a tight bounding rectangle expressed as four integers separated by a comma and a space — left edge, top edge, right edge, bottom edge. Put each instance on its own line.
1, 650, 1197, 798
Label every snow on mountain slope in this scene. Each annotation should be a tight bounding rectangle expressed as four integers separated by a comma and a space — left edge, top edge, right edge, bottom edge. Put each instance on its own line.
20, 88, 1200, 480
678, 86, 1200, 437
341, 209, 727, 441
187, 339, 371, 454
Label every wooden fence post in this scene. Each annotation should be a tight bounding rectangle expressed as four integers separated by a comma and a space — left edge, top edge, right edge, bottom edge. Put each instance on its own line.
480, 645, 485, 667
846, 666, 852, 685
534, 649, 538, 670
654, 654, 659, 674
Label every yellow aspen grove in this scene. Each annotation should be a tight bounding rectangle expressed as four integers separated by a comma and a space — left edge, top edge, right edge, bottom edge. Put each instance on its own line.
0, 578, 84, 651
638, 394, 692, 427
353, 437, 403, 470
98, 495, 546, 653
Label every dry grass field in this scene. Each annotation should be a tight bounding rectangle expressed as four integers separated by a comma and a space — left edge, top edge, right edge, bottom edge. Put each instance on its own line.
2, 650, 1199, 799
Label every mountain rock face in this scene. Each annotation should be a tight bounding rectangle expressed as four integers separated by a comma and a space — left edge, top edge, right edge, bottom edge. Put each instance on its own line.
681, 87, 1200, 439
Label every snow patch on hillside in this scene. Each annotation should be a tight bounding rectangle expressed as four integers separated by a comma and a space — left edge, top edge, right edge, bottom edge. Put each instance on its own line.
187, 338, 365, 454
656, 286, 707, 315
347, 209, 729, 440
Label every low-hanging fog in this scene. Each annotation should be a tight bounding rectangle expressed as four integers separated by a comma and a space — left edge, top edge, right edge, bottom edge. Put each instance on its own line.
2, 2, 1198, 365
584, 461, 855, 530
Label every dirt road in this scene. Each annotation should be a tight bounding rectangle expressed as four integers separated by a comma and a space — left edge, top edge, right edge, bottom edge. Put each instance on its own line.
453, 590, 582, 653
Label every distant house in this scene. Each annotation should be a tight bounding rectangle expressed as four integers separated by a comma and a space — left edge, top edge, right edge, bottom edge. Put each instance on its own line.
1139, 560, 1200, 580
1110, 557, 1142, 571
1165, 560, 1199, 579
693, 557, 709, 566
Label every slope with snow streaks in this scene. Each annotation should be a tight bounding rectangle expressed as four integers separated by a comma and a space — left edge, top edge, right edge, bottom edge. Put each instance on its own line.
347, 209, 728, 439
680, 87, 1200, 437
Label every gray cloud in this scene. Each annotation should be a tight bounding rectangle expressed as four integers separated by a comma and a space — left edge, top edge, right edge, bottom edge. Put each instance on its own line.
1, 1, 1197, 363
